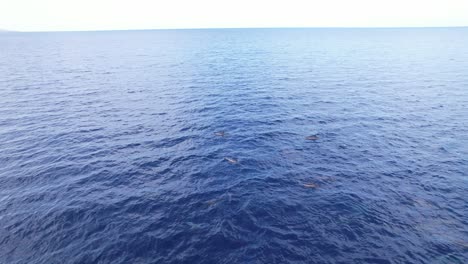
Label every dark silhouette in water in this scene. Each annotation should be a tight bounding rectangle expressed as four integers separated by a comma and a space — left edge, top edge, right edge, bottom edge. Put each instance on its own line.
205, 199, 219, 206
305, 135, 319, 140
315, 176, 335, 183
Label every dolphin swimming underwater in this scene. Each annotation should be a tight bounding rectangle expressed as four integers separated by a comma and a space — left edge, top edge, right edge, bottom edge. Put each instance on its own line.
214, 131, 225, 137
305, 135, 319, 140
224, 157, 238, 164
303, 183, 318, 188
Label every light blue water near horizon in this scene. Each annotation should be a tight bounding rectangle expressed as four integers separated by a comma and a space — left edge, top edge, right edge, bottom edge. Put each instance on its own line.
0, 28, 467, 263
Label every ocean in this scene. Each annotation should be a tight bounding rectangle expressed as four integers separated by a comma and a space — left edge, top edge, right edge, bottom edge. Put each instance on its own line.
0, 28, 467, 263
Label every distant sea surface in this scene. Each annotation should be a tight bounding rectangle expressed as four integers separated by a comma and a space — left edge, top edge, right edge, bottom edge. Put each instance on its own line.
1, 28, 467, 264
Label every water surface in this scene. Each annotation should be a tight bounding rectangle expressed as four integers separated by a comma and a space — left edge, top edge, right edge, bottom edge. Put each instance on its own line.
1, 28, 467, 263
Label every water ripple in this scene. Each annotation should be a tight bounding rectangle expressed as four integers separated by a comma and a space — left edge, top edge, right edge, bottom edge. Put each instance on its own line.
1, 28, 467, 264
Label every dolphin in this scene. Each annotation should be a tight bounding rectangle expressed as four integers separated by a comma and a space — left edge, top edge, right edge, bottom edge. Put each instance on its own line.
305, 135, 319, 140
224, 157, 238, 164
214, 131, 225, 137
303, 183, 318, 188
316, 176, 335, 183
205, 199, 218, 206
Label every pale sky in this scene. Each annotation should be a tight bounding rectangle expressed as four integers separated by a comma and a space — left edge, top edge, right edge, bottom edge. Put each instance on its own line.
1, 0, 468, 32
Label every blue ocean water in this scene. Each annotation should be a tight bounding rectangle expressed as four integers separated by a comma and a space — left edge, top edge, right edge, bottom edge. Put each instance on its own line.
0, 28, 467, 263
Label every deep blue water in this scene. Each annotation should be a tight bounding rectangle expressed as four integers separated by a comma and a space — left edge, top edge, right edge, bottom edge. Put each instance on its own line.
1, 28, 467, 264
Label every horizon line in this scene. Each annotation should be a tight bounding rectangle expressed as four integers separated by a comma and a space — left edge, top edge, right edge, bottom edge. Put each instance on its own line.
3, 25, 468, 33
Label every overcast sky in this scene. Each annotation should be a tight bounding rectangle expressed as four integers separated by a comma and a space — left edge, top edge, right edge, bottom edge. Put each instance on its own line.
1, 0, 468, 32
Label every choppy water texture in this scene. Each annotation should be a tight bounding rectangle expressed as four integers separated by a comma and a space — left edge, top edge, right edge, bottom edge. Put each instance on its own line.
1, 28, 468, 264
